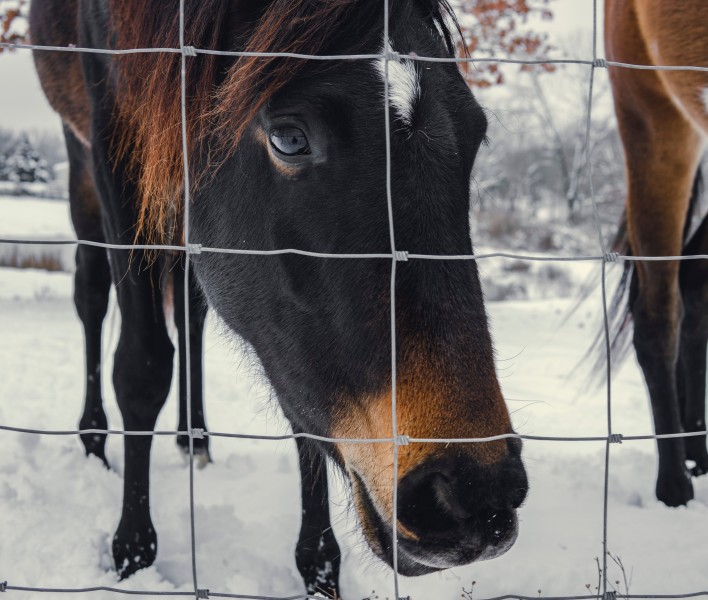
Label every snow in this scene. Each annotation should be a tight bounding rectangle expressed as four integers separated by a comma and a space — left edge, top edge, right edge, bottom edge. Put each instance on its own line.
0, 196, 75, 272
0, 196, 73, 239
1, 197, 708, 599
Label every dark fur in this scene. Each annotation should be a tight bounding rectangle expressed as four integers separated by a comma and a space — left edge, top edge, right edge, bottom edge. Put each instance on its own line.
107, 0, 459, 243
30, 0, 527, 593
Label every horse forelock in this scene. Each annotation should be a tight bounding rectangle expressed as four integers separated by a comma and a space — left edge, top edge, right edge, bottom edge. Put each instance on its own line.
108, 0, 459, 244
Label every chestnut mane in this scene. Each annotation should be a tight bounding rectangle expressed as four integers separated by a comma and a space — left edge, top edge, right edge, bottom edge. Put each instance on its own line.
109, 0, 458, 243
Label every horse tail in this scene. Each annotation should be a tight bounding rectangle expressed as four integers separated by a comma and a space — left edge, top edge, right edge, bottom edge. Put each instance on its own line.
600, 165, 705, 372
601, 209, 634, 370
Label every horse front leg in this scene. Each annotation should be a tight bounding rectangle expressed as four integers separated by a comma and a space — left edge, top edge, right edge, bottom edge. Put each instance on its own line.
86, 112, 173, 580
605, 0, 708, 505
173, 255, 211, 467
622, 142, 702, 506
294, 435, 341, 597
630, 267, 693, 506
626, 150, 704, 506
110, 258, 175, 578
609, 53, 704, 505
80, 34, 176, 580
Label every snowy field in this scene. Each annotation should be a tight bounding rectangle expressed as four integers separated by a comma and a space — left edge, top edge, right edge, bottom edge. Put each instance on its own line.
1, 197, 708, 600
0, 196, 75, 272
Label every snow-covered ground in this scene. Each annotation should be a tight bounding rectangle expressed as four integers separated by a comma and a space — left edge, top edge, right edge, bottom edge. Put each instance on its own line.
1, 198, 708, 600
0, 196, 75, 272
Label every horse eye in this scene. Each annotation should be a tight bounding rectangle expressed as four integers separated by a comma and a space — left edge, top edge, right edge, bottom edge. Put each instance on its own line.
269, 126, 310, 157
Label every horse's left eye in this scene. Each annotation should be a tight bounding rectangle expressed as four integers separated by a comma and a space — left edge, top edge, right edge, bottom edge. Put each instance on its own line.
269, 126, 311, 156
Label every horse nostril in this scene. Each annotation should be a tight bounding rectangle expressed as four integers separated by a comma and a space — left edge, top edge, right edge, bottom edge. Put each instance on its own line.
510, 484, 527, 509
398, 469, 460, 536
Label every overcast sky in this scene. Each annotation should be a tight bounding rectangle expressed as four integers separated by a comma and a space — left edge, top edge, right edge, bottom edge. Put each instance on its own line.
0, 0, 602, 135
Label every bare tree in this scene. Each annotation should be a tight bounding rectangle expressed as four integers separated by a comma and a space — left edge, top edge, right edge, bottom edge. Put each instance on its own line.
0, 0, 28, 50
454, 0, 556, 87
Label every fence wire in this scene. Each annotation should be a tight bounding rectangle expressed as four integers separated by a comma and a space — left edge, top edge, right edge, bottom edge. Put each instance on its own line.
3, 39, 708, 73
1, 0, 707, 599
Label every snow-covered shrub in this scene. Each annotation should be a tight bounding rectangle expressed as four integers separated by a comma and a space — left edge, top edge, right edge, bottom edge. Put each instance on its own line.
0, 135, 51, 184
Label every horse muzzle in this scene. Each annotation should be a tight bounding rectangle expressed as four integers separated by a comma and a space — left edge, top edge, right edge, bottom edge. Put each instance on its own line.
350, 439, 528, 576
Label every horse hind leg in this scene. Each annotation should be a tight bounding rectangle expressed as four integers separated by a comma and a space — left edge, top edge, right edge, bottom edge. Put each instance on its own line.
65, 125, 111, 465
678, 205, 708, 476
173, 254, 211, 466
613, 74, 704, 506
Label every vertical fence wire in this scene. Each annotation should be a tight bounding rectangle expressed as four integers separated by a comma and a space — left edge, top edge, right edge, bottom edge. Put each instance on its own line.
382, 0, 403, 597
178, 1, 201, 597
584, 0, 615, 594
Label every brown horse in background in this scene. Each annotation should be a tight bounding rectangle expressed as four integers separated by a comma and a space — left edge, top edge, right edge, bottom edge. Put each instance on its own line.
605, 0, 708, 506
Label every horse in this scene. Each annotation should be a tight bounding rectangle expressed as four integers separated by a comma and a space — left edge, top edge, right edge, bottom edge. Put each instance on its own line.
29, 0, 528, 594
605, 0, 708, 507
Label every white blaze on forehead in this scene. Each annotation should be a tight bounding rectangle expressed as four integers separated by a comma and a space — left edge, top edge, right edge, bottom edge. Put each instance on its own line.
702, 88, 708, 114
375, 39, 420, 126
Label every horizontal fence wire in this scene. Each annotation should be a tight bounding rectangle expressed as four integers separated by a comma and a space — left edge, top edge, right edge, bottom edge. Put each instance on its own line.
3, 586, 708, 600
2, 238, 708, 263
5, 586, 708, 600
0, 586, 325, 600
2, 39, 708, 72
2, 1, 708, 598
1, 423, 708, 444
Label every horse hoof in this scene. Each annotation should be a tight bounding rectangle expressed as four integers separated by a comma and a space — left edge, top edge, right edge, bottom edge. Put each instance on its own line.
685, 439, 708, 477
80, 432, 109, 468
691, 464, 708, 477
656, 470, 694, 507
689, 456, 708, 477
112, 522, 157, 580
178, 441, 212, 469
296, 531, 341, 598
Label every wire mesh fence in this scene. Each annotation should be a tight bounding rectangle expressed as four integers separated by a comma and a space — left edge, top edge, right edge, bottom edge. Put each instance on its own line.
0, 0, 707, 599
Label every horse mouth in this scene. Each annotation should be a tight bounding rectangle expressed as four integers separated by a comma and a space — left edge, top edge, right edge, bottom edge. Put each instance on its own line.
351, 471, 519, 576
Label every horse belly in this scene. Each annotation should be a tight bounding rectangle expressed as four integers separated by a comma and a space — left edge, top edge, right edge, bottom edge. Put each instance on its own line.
29, 0, 91, 146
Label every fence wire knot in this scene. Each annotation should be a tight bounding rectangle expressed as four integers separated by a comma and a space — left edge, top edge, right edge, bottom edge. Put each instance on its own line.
604, 252, 620, 263
0, 581, 6, 592
385, 49, 402, 63
608, 433, 624, 444
604, 591, 617, 600
394, 251, 409, 262
196, 589, 210, 599
594, 58, 608, 68
182, 45, 197, 57
187, 243, 203, 255
191, 428, 205, 439
395, 435, 411, 446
